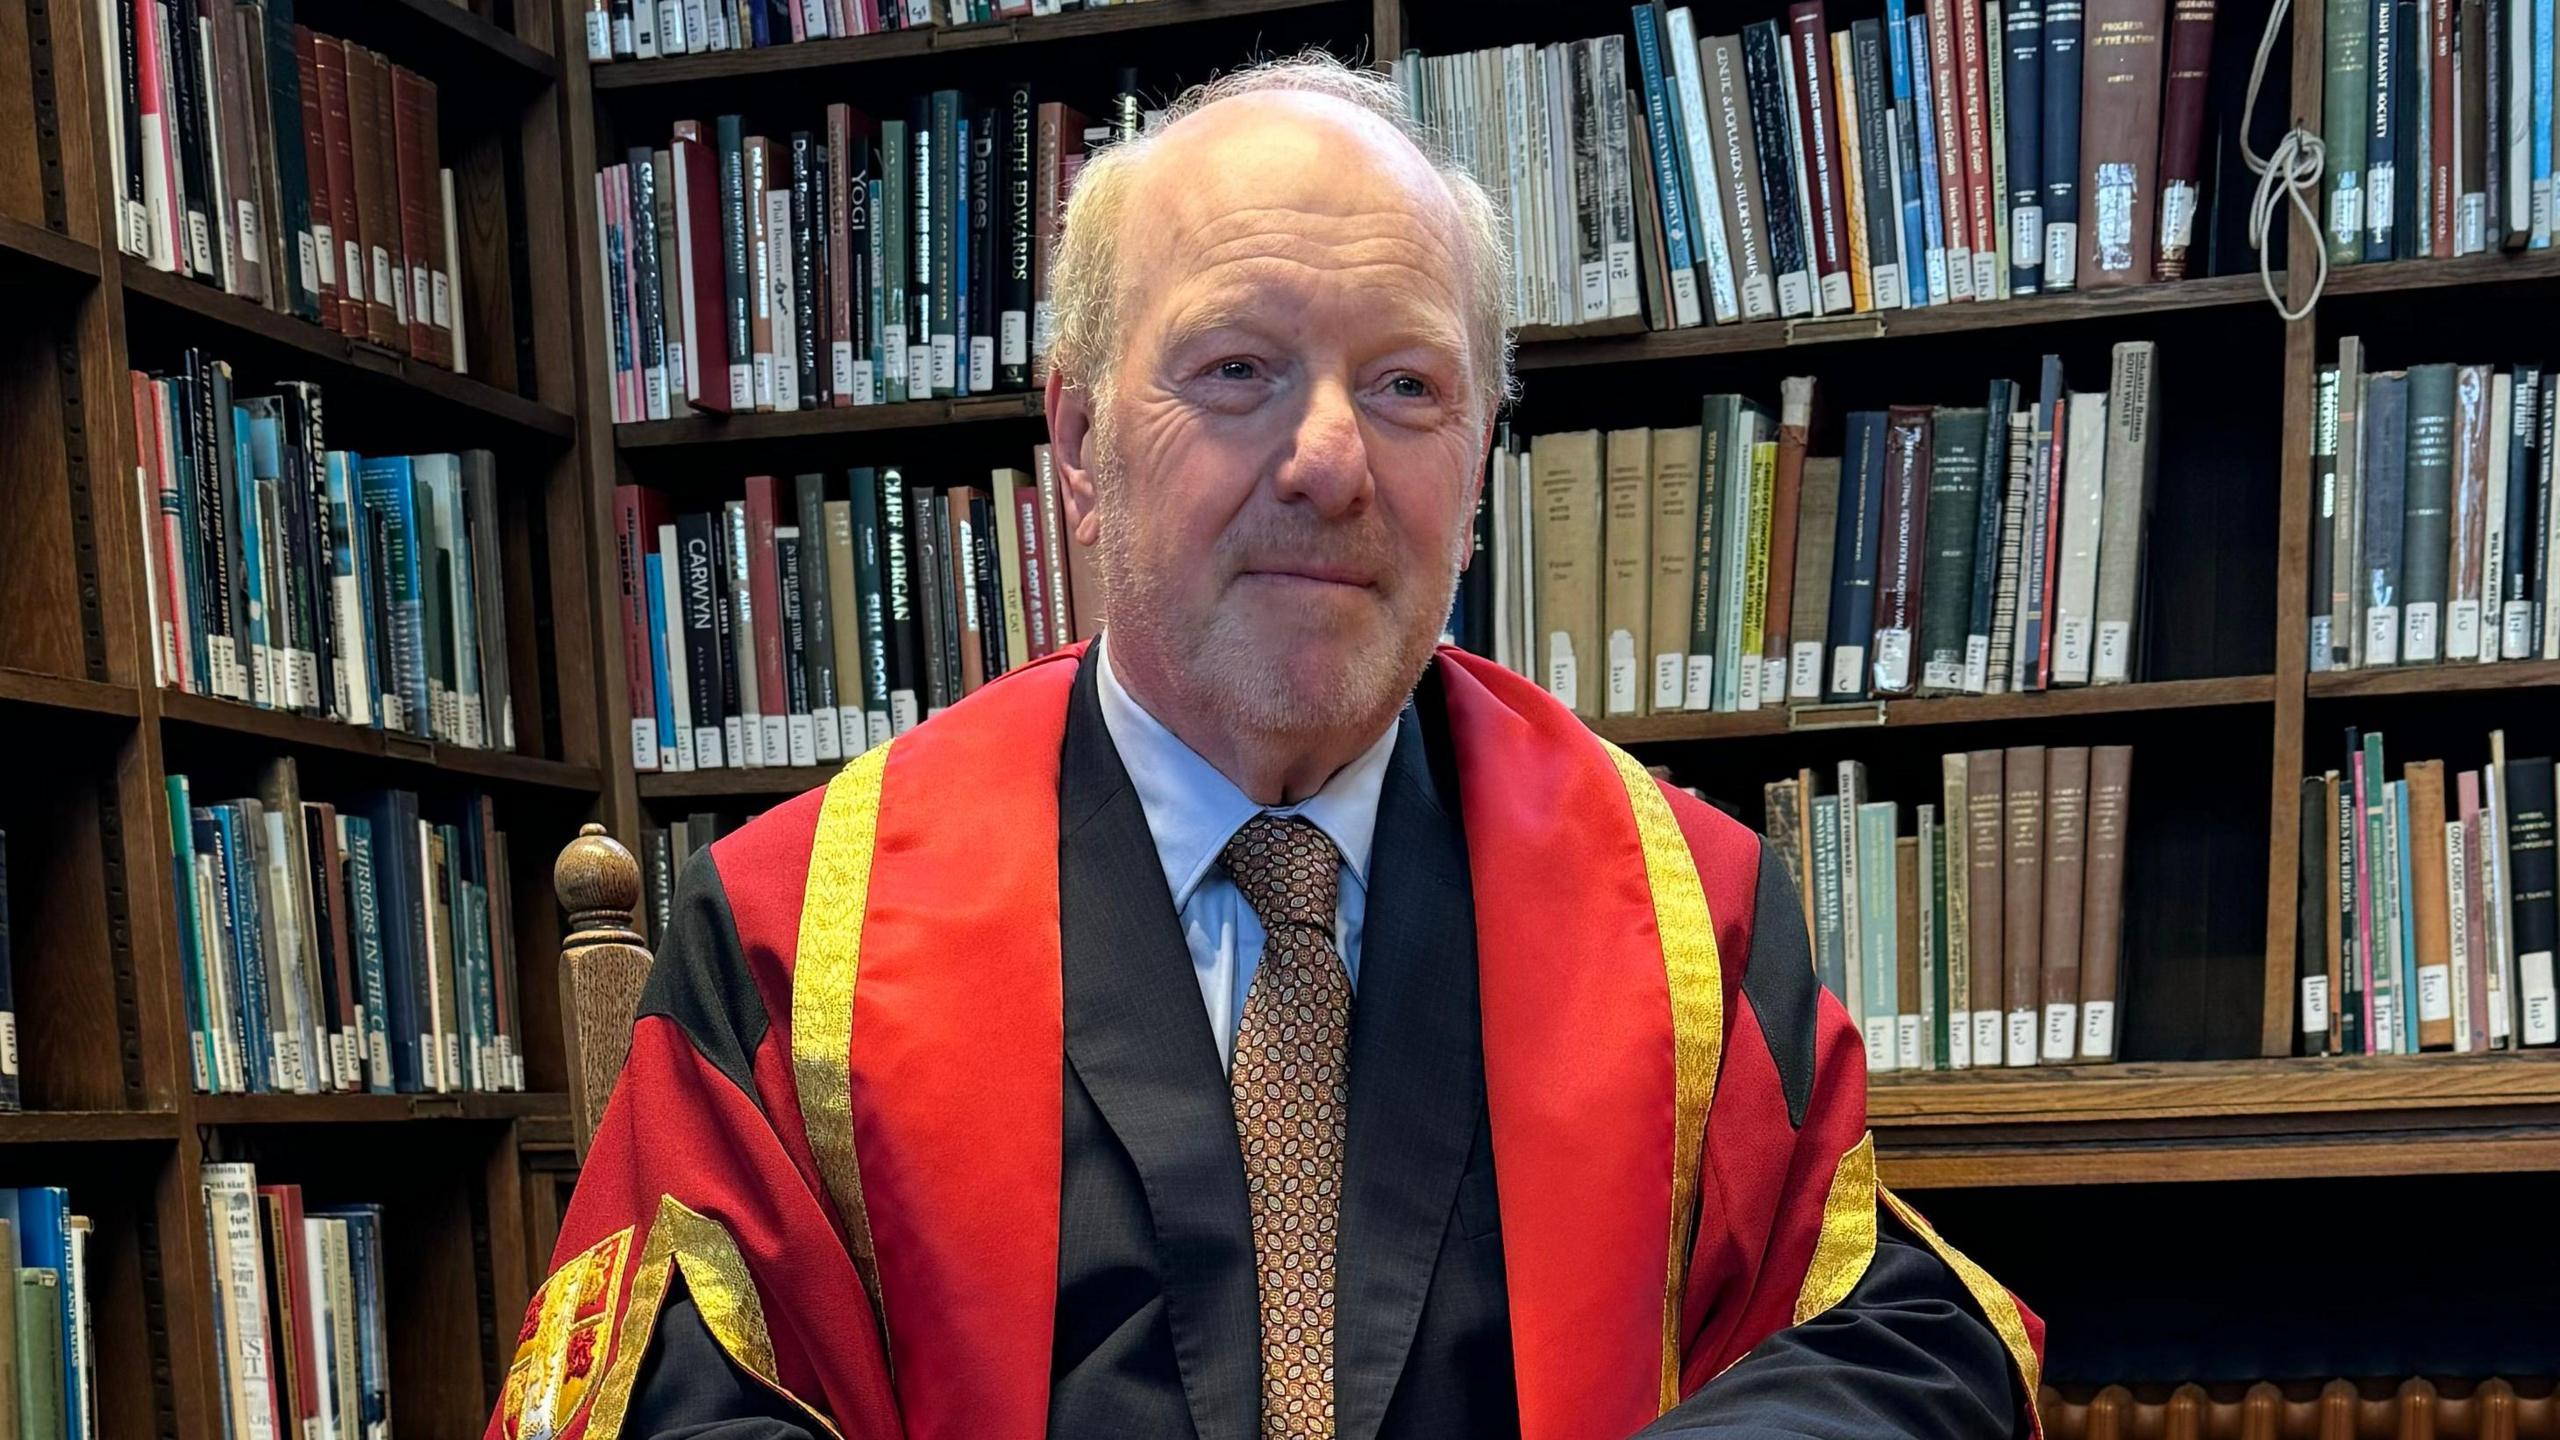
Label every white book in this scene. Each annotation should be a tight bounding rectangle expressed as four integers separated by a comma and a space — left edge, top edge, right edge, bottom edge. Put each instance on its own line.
1666, 8, 1741, 325
2049, 391, 2110, 686
257, 809, 311, 1094
656, 524, 697, 773
196, 19, 235, 287
727, 502, 767, 768
1547, 45, 1579, 326
324, 1218, 362, 1440
1835, 762, 1868, 1061
769, 191, 800, 413
2483, 734, 2517, 1044
664, 0, 691, 57
2505, 0, 2533, 240
69, 1215, 97, 1439
204, 1163, 279, 1440
1704, 33, 1777, 320
2092, 341, 2159, 684
441, 170, 468, 375
1598, 38, 1642, 320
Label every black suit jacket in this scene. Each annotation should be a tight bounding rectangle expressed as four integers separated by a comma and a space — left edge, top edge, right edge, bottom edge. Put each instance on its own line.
623, 658, 2022, 1439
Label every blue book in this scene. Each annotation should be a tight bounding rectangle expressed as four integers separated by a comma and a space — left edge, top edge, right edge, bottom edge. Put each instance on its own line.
353, 791, 423, 1093
645, 549, 679, 763
2394, 780, 2420, 1052
2367, 0, 2402, 260
1631, 5, 1705, 327
216, 804, 276, 1092
1826, 412, 1890, 700
1884, 0, 1930, 305
310, 1205, 391, 1434
2536, 0, 2554, 247
1907, 13, 1950, 303
954, 114, 971, 395
235, 406, 272, 707
342, 814, 392, 1093
866, 176, 888, 393
18, 1185, 81, 1438
2003, 0, 2045, 293
162, 382, 211, 691
2039, 0, 2084, 289
165, 777, 210, 1093
356, 457, 429, 736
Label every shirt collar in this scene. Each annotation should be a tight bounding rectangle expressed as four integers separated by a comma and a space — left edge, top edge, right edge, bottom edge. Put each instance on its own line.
1095, 635, 1399, 912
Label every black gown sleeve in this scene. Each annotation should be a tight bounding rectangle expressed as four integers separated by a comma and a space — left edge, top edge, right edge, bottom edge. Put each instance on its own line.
621, 1275, 822, 1440
1634, 1210, 2025, 1440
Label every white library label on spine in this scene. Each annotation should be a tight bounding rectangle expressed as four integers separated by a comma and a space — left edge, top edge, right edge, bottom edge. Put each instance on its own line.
2367, 606, 2401, 665
1949, 1015, 1972, 1069
1606, 632, 1638, 716
1963, 635, 1991, 692
2053, 616, 2091, 679
729, 363, 755, 411
1545, 633, 1577, 711
2042, 223, 2076, 287
1829, 645, 1866, 699
2522, 952, 2557, 1044
788, 714, 818, 768
2416, 963, 2453, 1024
2080, 999, 2116, 1058
1872, 630, 1912, 692
839, 710, 865, 759
1683, 653, 1716, 713
2449, 600, 2481, 659
891, 691, 920, 734
1974, 1013, 2004, 1065
883, 324, 908, 385
868, 708, 893, 748
1002, 312, 1029, 367
1763, 657, 1788, 706
928, 337, 954, 394
2041, 1002, 2077, 1061
1654, 653, 1685, 710
724, 715, 745, 770
2007, 1009, 2039, 1065
1895, 1014, 1922, 1066
970, 337, 996, 393
586, 10, 612, 59
1792, 643, 1825, 700
2302, 973, 2331, 1035
763, 715, 790, 767
834, 343, 855, 399
1863, 1018, 1896, 1072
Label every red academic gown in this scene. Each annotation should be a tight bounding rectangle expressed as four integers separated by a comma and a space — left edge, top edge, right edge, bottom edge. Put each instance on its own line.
491, 644, 2044, 1440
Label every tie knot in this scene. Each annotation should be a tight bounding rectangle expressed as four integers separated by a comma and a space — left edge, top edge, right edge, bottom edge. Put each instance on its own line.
1219, 813, 1341, 935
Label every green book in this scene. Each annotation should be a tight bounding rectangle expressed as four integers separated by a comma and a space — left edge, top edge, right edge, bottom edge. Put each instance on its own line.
1919, 407, 1989, 693
1685, 394, 1737, 711
17, 1267, 61, 1440
2400, 363, 2457, 663
2322, 0, 2371, 264
1717, 403, 1769, 712
1917, 804, 1941, 1071
1857, 799, 1901, 1072
1811, 795, 1848, 1002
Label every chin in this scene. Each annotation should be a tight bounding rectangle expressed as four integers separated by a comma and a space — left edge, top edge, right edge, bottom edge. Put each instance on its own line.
1193, 611, 1430, 736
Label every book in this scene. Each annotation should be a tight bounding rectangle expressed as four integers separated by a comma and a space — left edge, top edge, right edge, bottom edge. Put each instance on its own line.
2040, 745, 2092, 1060
2155, 0, 2219, 276
1533, 430, 1606, 718
2076, 0, 2169, 286
1827, 412, 1888, 699
2041, 0, 2088, 289
1920, 407, 1989, 691
1872, 405, 1933, 693
1790, 457, 1845, 701
1603, 428, 1654, 718
1966, 750, 2008, 1061
2004, 744, 2047, 1064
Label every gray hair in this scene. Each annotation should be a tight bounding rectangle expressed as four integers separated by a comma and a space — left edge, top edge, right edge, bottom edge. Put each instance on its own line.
1047, 50, 1518, 430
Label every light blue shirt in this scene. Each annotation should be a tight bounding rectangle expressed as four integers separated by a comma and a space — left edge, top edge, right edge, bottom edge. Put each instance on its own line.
1096, 638, 1399, 1070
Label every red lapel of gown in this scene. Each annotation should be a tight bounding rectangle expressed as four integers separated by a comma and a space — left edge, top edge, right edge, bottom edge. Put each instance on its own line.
852, 649, 1080, 1440
1439, 649, 1677, 1440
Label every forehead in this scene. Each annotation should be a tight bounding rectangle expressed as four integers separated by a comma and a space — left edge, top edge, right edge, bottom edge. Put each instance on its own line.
1121, 94, 1469, 320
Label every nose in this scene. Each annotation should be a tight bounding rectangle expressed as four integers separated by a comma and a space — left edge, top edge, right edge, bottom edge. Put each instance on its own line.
1271, 377, 1375, 518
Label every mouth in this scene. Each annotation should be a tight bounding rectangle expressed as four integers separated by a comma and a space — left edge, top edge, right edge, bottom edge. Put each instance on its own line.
1236, 565, 1378, 592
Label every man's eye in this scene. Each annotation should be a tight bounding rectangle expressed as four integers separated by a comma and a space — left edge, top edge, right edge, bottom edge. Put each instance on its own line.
1387, 375, 1431, 399
1213, 360, 1259, 381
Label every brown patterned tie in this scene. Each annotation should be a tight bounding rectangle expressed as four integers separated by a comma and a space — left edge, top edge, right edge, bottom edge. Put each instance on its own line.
1220, 812, 1350, 1440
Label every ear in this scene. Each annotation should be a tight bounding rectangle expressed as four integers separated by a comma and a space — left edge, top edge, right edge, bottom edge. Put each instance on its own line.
1046, 366, 1103, 548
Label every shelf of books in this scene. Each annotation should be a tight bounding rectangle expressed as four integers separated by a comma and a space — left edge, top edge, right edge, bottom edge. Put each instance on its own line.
0, 0, 616, 1427
544, 0, 2560, 1419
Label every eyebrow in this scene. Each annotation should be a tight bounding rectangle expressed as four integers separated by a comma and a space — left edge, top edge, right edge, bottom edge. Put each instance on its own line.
1156, 292, 1470, 367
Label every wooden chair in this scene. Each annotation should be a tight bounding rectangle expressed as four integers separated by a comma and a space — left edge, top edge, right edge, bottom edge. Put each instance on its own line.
554, 823, 653, 1158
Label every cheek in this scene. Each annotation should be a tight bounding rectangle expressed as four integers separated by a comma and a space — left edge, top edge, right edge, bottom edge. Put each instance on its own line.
1120, 406, 1263, 545
1377, 431, 1484, 562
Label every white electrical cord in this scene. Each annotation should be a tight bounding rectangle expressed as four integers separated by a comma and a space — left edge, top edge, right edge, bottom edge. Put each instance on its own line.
2241, 0, 2328, 321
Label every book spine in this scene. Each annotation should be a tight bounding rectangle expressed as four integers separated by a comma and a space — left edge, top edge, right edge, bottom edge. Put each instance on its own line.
1921, 407, 1987, 690
2510, 755, 2558, 1043
2326, 0, 2371, 261
2041, 0, 2087, 288
1706, 36, 1773, 321
1665, 10, 1741, 324
2153, 0, 2216, 277
1790, 3, 1856, 312
1633, 10, 1707, 327
1966, 380, 2014, 690
2504, 365, 2541, 656
1909, 12, 1955, 303
2433, 0, 2457, 255
2370, 0, 2404, 259
2404, 364, 2459, 662
1826, 412, 1886, 698
1887, 0, 1934, 304
2451, 364, 2494, 658
1744, 22, 1817, 316
796, 476, 839, 761
1763, 382, 1813, 701
1872, 406, 1933, 693
2078, 0, 2169, 288
2458, 0, 2488, 254
1834, 31, 1874, 312
1002, 84, 1033, 388
1957, 0, 2005, 297
1852, 22, 1906, 309
793, 134, 822, 409
1927, 0, 1977, 296
718, 117, 755, 411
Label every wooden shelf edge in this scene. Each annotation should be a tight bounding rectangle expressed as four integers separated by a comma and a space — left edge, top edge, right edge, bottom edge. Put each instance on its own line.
2304, 657, 2560, 701
591, 0, 1343, 90
0, 214, 102, 281
615, 391, 1043, 448
2319, 247, 2560, 298
1877, 1131, 2560, 1189
1865, 1051, 2560, 1128
1598, 675, 2272, 746
638, 763, 841, 801
1518, 273, 2278, 371
121, 266, 574, 441
191, 1091, 569, 1126
0, 1110, 182, 1144
0, 668, 142, 719
159, 691, 604, 794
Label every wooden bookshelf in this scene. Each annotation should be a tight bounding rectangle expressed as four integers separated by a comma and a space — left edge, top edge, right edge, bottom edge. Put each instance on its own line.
0, 0, 602, 1432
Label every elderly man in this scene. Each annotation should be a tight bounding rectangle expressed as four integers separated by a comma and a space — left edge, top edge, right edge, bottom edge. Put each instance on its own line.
493, 53, 2041, 1440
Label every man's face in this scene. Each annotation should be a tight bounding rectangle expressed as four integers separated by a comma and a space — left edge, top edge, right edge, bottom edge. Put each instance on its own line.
1058, 97, 1490, 738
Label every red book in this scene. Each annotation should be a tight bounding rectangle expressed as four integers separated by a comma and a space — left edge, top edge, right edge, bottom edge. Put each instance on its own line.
311, 34, 368, 339
133, 0, 182, 270
390, 66, 447, 365
256, 1184, 320, 1435
825, 104, 859, 407
292, 29, 337, 326
1786, 3, 1854, 312
1013, 479, 1052, 659
1925, 0, 1974, 290
946, 485, 988, 694
1870, 406, 1934, 695
615, 485, 668, 767
1952, 0, 2000, 299
2036, 394, 2068, 688
1032, 101, 1088, 385
2153, 0, 2218, 279
744, 476, 793, 760
671, 137, 732, 413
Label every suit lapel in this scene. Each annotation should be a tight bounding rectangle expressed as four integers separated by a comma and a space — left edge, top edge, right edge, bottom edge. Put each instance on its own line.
1057, 653, 1262, 1440
1334, 677, 1482, 1440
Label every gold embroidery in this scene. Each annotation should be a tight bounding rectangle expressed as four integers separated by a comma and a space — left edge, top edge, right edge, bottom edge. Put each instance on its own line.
1881, 1188, 2043, 1434
500, 1226, 632, 1440
584, 1195, 846, 1440
1794, 1135, 1879, 1325
1603, 740, 1724, 1412
793, 745, 892, 1326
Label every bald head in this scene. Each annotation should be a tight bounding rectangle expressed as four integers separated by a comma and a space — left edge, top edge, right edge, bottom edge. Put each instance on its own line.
1046, 52, 1514, 430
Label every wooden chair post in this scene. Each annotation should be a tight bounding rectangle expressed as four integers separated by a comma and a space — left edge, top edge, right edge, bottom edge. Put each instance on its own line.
555, 823, 653, 1159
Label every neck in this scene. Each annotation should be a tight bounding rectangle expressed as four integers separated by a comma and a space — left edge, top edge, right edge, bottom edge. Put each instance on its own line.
1106, 642, 1395, 807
